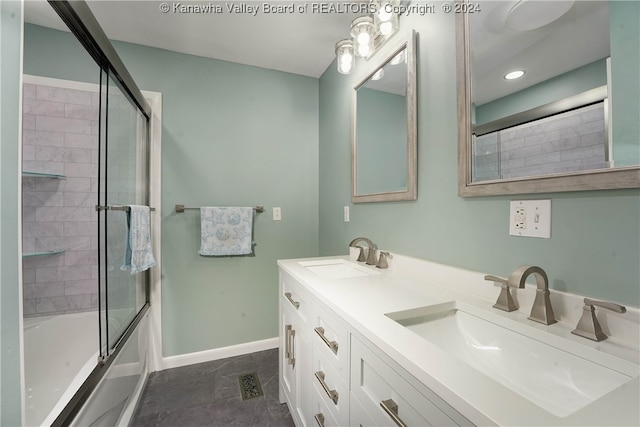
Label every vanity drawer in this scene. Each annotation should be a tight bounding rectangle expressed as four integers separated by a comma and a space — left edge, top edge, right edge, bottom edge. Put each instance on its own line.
280, 271, 313, 323
351, 336, 464, 427
312, 302, 349, 381
312, 341, 349, 426
311, 385, 341, 427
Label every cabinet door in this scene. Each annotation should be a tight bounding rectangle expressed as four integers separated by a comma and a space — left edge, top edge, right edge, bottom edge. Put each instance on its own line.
351, 336, 462, 427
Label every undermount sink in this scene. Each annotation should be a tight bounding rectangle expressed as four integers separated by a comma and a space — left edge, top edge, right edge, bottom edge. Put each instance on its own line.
386, 301, 639, 417
299, 259, 380, 280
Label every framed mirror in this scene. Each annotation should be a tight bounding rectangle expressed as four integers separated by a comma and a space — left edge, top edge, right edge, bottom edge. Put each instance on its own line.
457, 0, 640, 196
352, 30, 417, 203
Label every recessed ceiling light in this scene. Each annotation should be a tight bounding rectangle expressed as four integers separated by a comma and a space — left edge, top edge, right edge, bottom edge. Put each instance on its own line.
504, 70, 525, 80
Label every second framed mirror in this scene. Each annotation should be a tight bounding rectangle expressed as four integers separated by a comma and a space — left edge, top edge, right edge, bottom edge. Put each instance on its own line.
351, 30, 417, 203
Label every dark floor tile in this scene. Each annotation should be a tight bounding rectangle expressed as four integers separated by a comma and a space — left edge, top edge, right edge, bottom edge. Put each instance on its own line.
131, 348, 293, 427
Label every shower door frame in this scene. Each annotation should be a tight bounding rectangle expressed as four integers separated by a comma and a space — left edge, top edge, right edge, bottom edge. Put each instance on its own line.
42, 1, 159, 426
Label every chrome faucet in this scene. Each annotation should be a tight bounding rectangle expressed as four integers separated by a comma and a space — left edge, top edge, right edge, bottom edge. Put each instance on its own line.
485, 265, 557, 325
349, 237, 377, 266
571, 298, 626, 341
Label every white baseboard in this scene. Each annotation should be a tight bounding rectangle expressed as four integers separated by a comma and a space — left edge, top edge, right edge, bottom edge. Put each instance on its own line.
161, 337, 279, 371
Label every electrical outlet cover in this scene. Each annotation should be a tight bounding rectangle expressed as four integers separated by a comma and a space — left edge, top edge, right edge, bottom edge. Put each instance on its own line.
509, 200, 551, 238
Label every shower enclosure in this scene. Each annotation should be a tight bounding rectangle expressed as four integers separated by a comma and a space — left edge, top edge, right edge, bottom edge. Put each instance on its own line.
21, 2, 156, 425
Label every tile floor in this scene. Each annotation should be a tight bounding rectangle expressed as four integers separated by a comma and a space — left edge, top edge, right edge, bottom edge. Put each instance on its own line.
131, 348, 295, 426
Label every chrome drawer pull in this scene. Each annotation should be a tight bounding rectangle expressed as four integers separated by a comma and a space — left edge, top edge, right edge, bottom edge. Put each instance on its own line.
284, 292, 300, 309
314, 371, 339, 404
288, 329, 296, 367
314, 327, 339, 354
314, 412, 325, 427
284, 324, 292, 360
380, 399, 407, 427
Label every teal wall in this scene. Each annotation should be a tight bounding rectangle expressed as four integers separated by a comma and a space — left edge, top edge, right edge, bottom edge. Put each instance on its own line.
319, 12, 640, 306
610, 0, 640, 166
475, 59, 607, 125
1, 1, 23, 425
23, 24, 319, 357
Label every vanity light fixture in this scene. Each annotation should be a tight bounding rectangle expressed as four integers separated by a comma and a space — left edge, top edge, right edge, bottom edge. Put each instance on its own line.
351, 16, 375, 58
504, 70, 526, 80
334, 0, 400, 75
336, 39, 355, 74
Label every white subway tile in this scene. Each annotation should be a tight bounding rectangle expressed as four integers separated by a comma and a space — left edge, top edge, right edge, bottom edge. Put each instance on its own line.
22, 129, 64, 147
35, 206, 93, 222
36, 116, 92, 135
65, 104, 99, 121
23, 222, 64, 238
36, 86, 93, 105
23, 83, 36, 99
23, 98, 65, 117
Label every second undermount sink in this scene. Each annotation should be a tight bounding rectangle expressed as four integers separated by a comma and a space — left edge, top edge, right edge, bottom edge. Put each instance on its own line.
386, 301, 639, 417
299, 258, 380, 280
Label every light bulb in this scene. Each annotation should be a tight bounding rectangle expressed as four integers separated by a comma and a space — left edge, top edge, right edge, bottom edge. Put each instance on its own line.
378, 2, 393, 21
357, 32, 370, 45
358, 44, 370, 57
371, 68, 384, 81
390, 50, 405, 65
379, 21, 393, 35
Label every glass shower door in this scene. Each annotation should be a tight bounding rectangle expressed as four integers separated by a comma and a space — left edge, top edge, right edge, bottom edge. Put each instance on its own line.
98, 71, 150, 356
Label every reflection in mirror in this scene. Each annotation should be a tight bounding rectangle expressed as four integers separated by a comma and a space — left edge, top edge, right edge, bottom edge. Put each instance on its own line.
352, 30, 417, 203
457, 0, 640, 196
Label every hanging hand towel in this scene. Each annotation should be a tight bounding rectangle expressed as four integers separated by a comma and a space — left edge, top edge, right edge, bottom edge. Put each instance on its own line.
121, 205, 156, 274
199, 207, 254, 256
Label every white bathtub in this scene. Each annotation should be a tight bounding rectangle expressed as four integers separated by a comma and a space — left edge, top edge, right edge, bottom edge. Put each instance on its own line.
23, 312, 99, 427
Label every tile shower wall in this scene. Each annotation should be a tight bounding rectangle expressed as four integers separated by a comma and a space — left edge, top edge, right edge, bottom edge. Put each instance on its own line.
474, 103, 606, 181
22, 82, 99, 317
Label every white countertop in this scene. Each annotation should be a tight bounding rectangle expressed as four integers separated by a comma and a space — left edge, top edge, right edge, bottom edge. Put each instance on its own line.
277, 253, 640, 426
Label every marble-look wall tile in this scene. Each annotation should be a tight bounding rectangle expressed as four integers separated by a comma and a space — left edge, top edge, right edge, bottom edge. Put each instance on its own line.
23, 83, 103, 316
23, 98, 65, 117
36, 116, 92, 135
23, 129, 64, 146
36, 85, 93, 105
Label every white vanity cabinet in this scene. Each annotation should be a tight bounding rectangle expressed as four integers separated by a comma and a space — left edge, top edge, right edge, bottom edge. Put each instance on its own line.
279, 270, 314, 427
278, 266, 472, 427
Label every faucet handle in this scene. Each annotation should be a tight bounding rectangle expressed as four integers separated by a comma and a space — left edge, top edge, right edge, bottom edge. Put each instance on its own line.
484, 275, 517, 312
376, 251, 391, 269
584, 298, 626, 314
571, 298, 626, 342
355, 246, 366, 262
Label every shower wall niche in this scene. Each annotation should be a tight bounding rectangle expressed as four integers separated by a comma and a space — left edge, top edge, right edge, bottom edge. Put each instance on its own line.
22, 79, 99, 317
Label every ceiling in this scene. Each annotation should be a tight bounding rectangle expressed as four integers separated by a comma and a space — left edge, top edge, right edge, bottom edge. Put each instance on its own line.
471, 1, 610, 105
24, 0, 369, 78
24, 0, 610, 101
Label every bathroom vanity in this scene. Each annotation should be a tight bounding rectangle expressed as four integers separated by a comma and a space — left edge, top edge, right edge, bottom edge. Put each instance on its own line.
278, 254, 640, 426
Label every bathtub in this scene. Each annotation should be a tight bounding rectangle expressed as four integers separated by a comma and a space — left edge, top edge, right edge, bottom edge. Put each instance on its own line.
23, 312, 99, 427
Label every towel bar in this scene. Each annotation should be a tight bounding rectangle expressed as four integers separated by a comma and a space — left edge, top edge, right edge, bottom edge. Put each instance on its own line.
95, 205, 156, 212
175, 204, 264, 213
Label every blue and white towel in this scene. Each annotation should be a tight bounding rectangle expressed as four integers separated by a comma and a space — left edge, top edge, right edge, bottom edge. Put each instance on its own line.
199, 207, 254, 256
121, 205, 156, 274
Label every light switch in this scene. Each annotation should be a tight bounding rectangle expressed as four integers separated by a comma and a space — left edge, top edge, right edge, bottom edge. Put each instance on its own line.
509, 200, 551, 238
344, 206, 350, 222
273, 207, 281, 221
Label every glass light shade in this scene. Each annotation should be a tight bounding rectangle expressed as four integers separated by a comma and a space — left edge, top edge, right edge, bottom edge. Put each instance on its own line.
373, 0, 398, 36
390, 50, 405, 65
335, 39, 354, 75
371, 68, 384, 81
351, 16, 374, 58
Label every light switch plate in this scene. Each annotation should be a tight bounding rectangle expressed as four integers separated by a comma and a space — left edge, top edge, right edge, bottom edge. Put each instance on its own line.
273, 207, 281, 221
509, 200, 551, 238
344, 206, 350, 222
